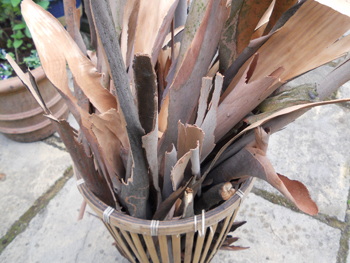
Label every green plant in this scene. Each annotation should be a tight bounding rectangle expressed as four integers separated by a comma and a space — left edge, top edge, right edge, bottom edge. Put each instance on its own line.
0, 0, 48, 79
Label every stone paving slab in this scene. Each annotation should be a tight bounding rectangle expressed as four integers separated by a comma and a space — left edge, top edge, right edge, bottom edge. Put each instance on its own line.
255, 103, 350, 221
214, 193, 341, 263
0, 133, 71, 238
0, 177, 128, 263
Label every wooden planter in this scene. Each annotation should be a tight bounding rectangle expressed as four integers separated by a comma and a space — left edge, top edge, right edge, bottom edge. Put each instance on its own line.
0, 66, 69, 142
76, 168, 255, 263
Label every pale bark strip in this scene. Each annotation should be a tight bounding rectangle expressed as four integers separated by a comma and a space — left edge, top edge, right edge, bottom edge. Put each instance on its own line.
195, 77, 212, 127
177, 122, 204, 160
142, 98, 161, 209
91, 0, 150, 218
162, 144, 177, 200
134, 0, 179, 66
171, 151, 192, 191
200, 73, 223, 161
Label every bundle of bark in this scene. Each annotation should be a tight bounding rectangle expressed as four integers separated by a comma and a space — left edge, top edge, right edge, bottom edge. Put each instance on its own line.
8, 0, 350, 228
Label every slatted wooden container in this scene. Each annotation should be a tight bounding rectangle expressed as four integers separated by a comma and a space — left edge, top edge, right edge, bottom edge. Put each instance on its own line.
76, 169, 255, 263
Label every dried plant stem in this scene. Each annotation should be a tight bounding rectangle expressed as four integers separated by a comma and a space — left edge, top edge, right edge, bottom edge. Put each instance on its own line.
91, 0, 150, 219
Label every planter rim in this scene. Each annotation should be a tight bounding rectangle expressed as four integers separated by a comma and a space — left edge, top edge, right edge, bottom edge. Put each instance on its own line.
0, 66, 46, 94
76, 167, 255, 235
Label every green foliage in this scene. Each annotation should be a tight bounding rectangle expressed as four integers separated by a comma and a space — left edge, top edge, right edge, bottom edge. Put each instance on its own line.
23, 49, 40, 68
0, 0, 49, 65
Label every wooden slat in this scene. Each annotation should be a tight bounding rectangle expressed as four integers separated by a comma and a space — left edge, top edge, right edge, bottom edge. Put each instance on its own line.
199, 223, 218, 263
219, 206, 240, 247
159, 235, 170, 263
103, 223, 135, 263
143, 235, 160, 263
120, 229, 143, 263
130, 233, 150, 263
184, 232, 194, 263
206, 215, 233, 261
208, 206, 242, 262
172, 234, 182, 263
192, 230, 206, 263
109, 225, 137, 263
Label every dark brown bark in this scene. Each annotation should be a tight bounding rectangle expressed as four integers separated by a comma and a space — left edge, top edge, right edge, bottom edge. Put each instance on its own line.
91, 0, 150, 219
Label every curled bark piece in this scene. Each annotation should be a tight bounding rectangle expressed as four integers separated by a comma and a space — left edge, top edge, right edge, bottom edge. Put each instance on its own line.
182, 188, 194, 218
277, 173, 318, 216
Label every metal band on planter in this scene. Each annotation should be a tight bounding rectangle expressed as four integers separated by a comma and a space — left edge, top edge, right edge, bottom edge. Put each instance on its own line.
103, 206, 115, 224
76, 178, 85, 186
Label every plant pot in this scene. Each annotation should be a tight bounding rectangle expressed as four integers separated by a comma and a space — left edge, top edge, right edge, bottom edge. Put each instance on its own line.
76, 168, 255, 263
0, 66, 69, 142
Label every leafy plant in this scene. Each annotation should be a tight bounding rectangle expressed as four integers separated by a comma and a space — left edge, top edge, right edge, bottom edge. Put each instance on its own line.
6, 0, 350, 256
0, 0, 49, 77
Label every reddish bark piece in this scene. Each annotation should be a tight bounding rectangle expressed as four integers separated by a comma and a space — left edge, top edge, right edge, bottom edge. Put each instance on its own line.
236, 0, 273, 55
262, 0, 298, 35
278, 173, 318, 215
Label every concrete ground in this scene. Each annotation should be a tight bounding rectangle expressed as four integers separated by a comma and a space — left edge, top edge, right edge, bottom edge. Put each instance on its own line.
1, 63, 350, 263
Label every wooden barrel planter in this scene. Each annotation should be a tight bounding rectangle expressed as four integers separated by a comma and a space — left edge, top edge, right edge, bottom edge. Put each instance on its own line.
76, 168, 255, 263
0, 66, 69, 142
